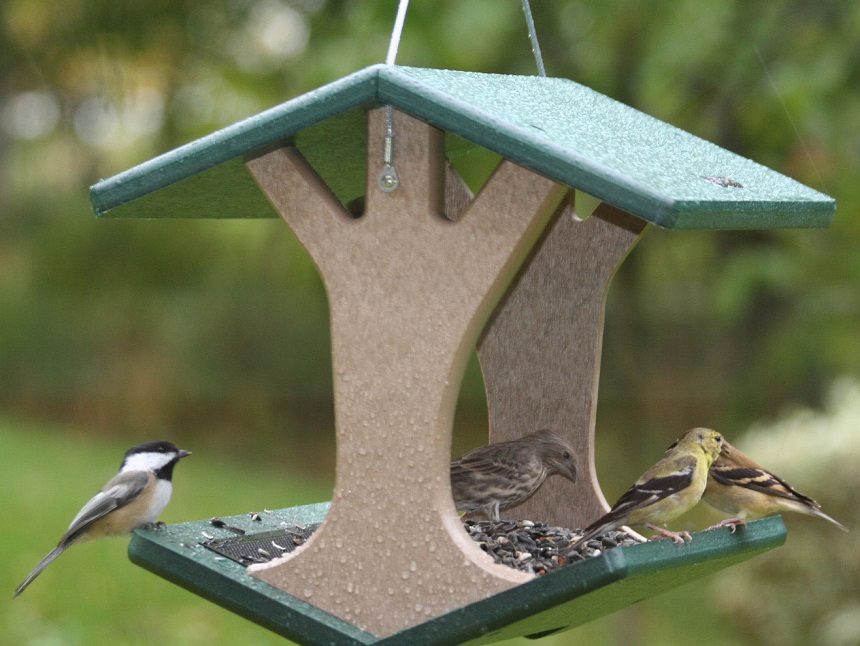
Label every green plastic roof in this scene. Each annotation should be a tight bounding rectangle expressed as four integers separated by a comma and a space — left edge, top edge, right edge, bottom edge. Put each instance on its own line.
91, 65, 835, 230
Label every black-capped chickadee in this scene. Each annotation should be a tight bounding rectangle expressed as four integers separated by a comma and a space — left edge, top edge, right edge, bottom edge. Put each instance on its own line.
14, 440, 190, 597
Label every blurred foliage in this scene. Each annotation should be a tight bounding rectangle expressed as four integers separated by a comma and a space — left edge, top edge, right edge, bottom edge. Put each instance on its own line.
0, 1, 858, 641
710, 378, 860, 645
2, 0, 859, 457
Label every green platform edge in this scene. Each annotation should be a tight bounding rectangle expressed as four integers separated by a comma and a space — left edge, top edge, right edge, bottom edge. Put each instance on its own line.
91, 65, 835, 230
129, 503, 786, 645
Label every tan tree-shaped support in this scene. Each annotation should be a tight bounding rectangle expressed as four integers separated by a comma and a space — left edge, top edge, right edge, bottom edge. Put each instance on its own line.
245, 108, 566, 636
479, 200, 647, 527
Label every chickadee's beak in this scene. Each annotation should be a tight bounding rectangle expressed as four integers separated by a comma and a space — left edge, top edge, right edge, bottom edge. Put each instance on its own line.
178, 450, 192, 459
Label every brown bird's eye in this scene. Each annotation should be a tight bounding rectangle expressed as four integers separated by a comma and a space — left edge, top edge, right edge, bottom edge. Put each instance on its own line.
563, 451, 571, 459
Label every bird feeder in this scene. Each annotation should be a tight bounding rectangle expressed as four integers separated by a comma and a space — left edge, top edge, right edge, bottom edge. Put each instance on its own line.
90, 65, 834, 643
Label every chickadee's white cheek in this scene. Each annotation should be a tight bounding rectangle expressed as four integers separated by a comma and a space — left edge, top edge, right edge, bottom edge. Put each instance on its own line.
123, 451, 176, 473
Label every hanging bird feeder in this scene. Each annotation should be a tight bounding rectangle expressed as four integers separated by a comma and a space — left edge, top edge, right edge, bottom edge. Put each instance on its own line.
90, 62, 833, 643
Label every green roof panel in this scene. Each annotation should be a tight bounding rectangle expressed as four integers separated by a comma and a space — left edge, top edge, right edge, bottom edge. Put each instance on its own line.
91, 65, 835, 230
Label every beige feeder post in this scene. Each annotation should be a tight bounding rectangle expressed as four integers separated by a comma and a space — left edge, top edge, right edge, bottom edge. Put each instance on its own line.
246, 108, 565, 635
479, 201, 647, 527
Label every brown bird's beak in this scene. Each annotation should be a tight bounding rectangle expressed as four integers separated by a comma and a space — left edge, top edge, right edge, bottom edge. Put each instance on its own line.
564, 462, 577, 483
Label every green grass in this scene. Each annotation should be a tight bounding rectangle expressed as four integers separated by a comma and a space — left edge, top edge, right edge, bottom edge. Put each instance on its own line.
0, 419, 748, 645
1, 420, 332, 645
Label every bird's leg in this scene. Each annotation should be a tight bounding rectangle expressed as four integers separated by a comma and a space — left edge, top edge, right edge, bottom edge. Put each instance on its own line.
139, 521, 167, 531
705, 518, 747, 533
621, 526, 648, 543
644, 524, 692, 545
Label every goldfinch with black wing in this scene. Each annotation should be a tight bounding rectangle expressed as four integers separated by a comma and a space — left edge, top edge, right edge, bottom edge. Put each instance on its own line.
14, 440, 190, 597
569, 427, 723, 551
704, 439, 847, 532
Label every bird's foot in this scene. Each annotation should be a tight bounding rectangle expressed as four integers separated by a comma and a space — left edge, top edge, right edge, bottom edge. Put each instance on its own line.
645, 524, 692, 545
620, 526, 648, 543
705, 518, 746, 533
140, 521, 167, 531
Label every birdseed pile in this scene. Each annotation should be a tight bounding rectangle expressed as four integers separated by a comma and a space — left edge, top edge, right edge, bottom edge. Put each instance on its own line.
203, 516, 641, 573
464, 519, 640, 575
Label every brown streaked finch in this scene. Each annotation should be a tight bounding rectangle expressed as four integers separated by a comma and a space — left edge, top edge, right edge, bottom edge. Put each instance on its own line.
569, 427, 724, 552
450, 429, 577, 521
704, 439, 848, 532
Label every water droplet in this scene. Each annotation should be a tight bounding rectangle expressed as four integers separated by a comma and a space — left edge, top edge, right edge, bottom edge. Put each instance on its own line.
409, 560, 417, 572
303, 588, 313, 597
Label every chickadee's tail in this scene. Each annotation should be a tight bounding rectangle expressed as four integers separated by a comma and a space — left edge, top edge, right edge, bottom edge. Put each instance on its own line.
14, 545, 68, 598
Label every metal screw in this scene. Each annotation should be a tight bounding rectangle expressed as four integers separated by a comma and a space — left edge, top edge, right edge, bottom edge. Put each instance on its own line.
378, 164, 400, 192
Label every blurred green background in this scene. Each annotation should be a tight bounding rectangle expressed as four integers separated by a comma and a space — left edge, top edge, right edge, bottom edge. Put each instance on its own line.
2, 0, 859, 644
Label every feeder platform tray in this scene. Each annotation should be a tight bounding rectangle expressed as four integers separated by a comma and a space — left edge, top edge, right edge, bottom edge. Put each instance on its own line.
130, 504, 786, 645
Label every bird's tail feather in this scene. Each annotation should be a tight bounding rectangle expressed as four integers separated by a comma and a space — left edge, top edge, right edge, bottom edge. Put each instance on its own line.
14, 545, 68, 598
569, 519, 615, 552
811, 507, 849, 532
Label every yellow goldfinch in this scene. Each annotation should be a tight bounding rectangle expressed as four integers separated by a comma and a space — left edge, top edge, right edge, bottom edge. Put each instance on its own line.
704, 440, 848, 532
569, 428, 723, 551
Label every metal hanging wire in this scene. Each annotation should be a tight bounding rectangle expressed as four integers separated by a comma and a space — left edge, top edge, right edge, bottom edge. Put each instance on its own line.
378, 0, 410, 193
378, 0, 546, 192
522, 0, 547, 77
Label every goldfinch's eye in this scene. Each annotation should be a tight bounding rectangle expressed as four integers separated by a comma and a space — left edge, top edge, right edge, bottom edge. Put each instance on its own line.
715, 435, 722, 442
